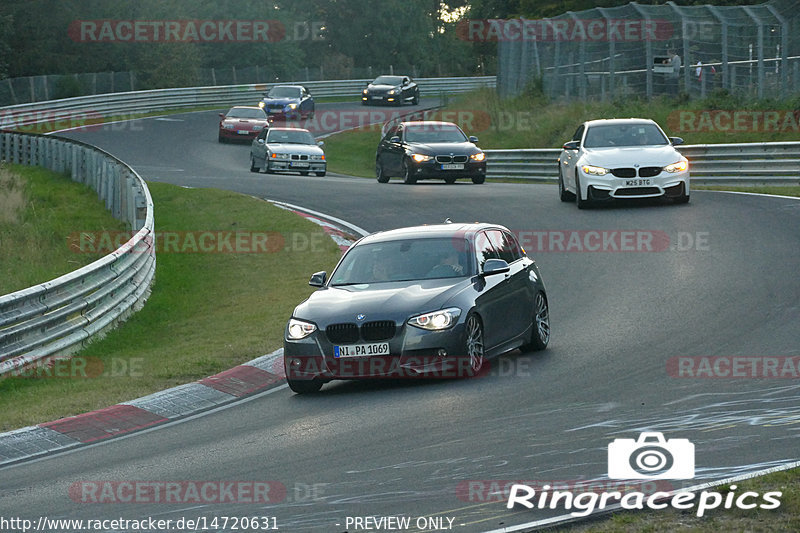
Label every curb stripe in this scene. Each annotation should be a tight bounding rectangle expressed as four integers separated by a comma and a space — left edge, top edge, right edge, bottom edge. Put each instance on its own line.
39, 405, 167, 444
199, 365, 282, 397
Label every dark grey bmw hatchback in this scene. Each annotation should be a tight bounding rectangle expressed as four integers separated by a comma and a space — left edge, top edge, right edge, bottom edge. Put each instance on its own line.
283, 222, 549, 393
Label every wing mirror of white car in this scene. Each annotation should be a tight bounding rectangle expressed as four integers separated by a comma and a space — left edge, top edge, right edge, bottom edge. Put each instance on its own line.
482, 259, 510, 276
309, 271, 327, 287
468, 136, 479, 143
562, 141, 580, 150
669, 137, 684, 146
317, 141, 324, 147
257, 138, 265, 144
390, 136, 401, 144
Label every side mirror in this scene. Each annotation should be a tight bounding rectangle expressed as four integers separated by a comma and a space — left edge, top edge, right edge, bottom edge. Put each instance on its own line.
309, 271, 327, 287
257, 138, 265, 144
669, 137, 684, 146
468, 136, 479, 143
482, 258, 510, 276
317, 141, 324, 147
390, 136, 401, 144
562, 140, 580, 151
219, 113, 225, 119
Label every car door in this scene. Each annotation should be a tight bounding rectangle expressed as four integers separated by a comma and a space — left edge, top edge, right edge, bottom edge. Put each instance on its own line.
300, 87, 313, 115
490, 229, 534, 340
472, 230, 519, 353
252, 127, 269, 164
561, 124, 584, 190
382, 124, 405, 174
402, 77, 411, 100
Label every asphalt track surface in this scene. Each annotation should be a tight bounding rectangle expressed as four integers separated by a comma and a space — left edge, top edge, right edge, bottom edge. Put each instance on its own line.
2, 101, 799, 531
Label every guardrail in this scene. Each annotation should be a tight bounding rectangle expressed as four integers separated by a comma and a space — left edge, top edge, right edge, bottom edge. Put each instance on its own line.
0, 130, 156, 376
0, 76, 497, 130
485, 142, 800, 185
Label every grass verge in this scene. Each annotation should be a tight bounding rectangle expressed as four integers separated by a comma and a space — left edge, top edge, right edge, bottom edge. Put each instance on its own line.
0, 180, 342, 431
0, 163, 129, 295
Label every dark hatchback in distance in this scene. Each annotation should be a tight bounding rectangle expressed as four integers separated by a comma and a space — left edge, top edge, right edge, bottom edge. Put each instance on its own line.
283, 223, 550, 393
361, 75, 419, 106
375, 121, 487, 184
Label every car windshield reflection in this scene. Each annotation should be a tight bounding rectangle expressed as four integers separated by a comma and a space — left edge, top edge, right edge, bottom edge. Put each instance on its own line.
227, 108, 267, 119
330, 238, 472, 285
373, 76, 403, 85
266, 130, 315, 144
404, 126, 467, 144
267, 87, 301, 98
583, 124, 669, 148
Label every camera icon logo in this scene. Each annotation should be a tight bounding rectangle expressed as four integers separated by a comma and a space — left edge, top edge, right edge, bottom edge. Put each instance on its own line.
608, 432, 695, 479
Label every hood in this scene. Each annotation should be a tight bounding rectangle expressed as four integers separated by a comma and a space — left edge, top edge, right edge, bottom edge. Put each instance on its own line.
366, 84, 398, 92
581, 145, 684, 167
407, 142, 480, 155
222, 118, 267, 128
262, 97, 299, 106
293, 278, 470, 327
267, 143, 323, 156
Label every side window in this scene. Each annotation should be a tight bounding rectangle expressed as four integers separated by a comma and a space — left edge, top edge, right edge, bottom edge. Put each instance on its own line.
486, 230, 517, 264
474, 231, 500, 271
501, 230, 524, 261
382, 126, 399, 142
572, 125, 585, 142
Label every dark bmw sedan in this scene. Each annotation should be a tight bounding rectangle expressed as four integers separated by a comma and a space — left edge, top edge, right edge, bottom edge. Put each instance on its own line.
283, 223, 550, 393
375, 121, 487, 184
361, 75, 419, 106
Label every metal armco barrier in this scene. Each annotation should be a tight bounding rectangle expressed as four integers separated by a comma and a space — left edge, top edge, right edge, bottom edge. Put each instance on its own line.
0, 131, 156, 376
0, 77, 497, 130
485, 142, 800, 185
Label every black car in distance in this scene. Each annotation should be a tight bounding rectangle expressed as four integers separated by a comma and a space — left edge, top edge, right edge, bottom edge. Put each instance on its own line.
362, 75, 419, 106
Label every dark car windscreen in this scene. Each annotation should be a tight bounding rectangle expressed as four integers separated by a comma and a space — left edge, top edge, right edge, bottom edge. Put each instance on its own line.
226, 108, 267, 119
404, 126, 467, 144
583, 123, 669, 148
266, 130, 315, 144
267, 86, 301, 98
330, 238, 473, 285
373, 76, 403, 85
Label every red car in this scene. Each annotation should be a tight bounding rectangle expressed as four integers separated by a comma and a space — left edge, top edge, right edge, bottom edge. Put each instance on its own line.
218, 106, 270, 143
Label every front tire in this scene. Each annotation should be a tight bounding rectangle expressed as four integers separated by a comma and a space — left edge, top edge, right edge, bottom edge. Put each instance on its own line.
316, 171, 326, 177
412, 90, 419, 105
402, 160, 416, 184
674, 182, 690, 204
249, 155, 259, 173
444, 176, 457, 184
522, 292, 550, 351
287, 378, 323, 394
559, 168, 575, 201
471, 174, 485, 184
575, 172, 590, 209
465, 314, 485, 376
300, 171, 309, 176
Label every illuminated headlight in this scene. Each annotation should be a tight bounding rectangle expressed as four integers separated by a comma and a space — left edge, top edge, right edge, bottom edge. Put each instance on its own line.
470, 152, 486, 162
663, 160, 688, 173
258, 102, 265, 108
287, 318, 317, 340
388, 89, 397, 95
408, 307, 461, 331
581, 164, 610, 176
271, 153, 290, 159
362, 89, 368, 95
411, 153, 432, 163
287, 103, 298, 110
310, 154, 325, 161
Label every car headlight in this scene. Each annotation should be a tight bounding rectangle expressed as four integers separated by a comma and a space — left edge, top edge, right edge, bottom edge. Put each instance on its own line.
287, 103, 298, 110
470, 152, 486, 162
363, 89, 368, 95
271, 153, 290, 159
663, 160, 688, 173
411, 153, 432, 163
258, 102, 265, 108
310, 154, 325, 161
408, 307, 461, 331
222, 123, 234, 129
581, 164, 610, 176
287, 318, 317, 340
388, 89, 397, 95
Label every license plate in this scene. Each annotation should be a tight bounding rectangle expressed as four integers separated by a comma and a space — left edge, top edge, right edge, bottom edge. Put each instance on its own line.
268, 109, 281, 114
624, 178, 651, 186
334, 343, 390, 358
442, 163, 464, 170
370, 96, 381, 100
290, 161, 309, 168
237, 130, 249, 134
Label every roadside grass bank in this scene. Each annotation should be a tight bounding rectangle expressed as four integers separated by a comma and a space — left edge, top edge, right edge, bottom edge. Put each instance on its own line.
0, 163, 128, 295
324, 87, 800, 179
557, 466, 800, 532
0, 181, 342, 431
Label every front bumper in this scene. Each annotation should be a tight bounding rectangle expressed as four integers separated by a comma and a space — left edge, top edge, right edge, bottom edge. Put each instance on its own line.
579, 169, 690, 200
267, 160, 326, 174
284, 319, 473, 381
219, 128, 261, 140
362, 93, 400, 105
408, 159, 487, 181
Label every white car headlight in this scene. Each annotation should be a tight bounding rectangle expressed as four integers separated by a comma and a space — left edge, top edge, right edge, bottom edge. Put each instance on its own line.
271, 153, 290, 159
663, 160, 688, 173
581, 164, 610, 176
470, 152, 486, 162
408, 307, 461, 331
287, 318, 317, 340
411, 153, 432, 163
310, 154, 325, 161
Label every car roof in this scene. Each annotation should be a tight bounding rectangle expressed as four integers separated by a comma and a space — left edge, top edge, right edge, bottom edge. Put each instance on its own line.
268, 127, 311, 133
583, 118, 659, 127
357, 223, 507, 245
399, 121, 459, 128
269, 84, 304, 90
230, 106, 263, 110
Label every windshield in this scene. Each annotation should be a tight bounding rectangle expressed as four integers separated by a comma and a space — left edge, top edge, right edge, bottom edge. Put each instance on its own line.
226, 108, 266, 120
266, 129, 315, 144
404, 125, 467, 144
267, 86, 301, 98
373, 75, 403, 86
583, 123, 669, 148
330, 238, 472, 285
